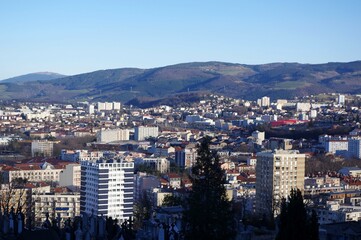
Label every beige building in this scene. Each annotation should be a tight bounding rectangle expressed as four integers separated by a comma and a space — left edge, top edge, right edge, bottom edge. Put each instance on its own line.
135, 157, 170, 173
4, 162, 65, 183
59, 164, 81, 190
255, 150, 305, 217
31, 140, 54, 157
32, 190, 80, 227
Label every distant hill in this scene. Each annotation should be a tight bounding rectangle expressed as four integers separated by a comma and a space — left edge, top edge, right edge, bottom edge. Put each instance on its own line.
0, 61, 360, 105
1, 72, 66, 83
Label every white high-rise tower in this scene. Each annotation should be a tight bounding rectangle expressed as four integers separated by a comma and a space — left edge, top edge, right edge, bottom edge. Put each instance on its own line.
80, 158, 134, 222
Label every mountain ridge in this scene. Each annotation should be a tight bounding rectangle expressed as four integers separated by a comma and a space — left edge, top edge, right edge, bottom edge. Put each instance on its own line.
1, 72, 66, 83
1, 61, 361, 105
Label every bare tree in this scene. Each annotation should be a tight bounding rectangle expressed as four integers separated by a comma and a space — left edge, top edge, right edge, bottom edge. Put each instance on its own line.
0, 177, 30, 215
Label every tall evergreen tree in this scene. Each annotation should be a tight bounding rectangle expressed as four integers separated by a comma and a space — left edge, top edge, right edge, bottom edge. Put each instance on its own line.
183, 137, 236, 240
276, 189, 319, 240
309, 210, 320, 240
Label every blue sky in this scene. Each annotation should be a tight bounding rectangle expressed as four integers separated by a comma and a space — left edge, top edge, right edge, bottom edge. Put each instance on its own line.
0, 1, 360, 79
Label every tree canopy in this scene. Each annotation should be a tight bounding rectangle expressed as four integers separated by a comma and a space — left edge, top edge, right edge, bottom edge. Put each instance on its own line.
276, 189, 319, 240
183, 136, 236, 240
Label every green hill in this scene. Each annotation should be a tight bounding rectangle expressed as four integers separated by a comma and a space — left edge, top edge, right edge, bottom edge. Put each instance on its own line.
1, 72, 66, 83
1, 61, 361, 105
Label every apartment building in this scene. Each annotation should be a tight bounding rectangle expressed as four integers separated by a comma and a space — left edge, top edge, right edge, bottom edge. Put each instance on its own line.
32, 190, 80, 227
134, 126, 159, 141
255, 150, 305, 217
96, 128, 130, 143
80, 158, 134, 223
175, 147, 198, 169
348, 138, 361, 159
3, 162, 65, 183
135, 157, 170, 173
59, 164, 81, 190
31, 140, 54, 157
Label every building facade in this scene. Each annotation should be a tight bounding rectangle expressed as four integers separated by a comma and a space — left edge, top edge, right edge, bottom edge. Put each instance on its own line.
59, 164, 81, 190
33, 191, 80, 227
175, 147, 198, 169
4, 162, 63, 183
134, 126, 159, 141
31, 140, 54, 157
348, 138, 361, 159
96, 129, 130, 143
255, 150, 305, 217
80, 158, 134, 222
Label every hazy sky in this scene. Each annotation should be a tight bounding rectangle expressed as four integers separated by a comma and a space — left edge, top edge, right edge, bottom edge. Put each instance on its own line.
1, 1, 360, 79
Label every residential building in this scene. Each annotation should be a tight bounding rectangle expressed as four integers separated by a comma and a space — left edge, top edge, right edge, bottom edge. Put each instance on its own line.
348, 138, 361, 159
339, 167, 361, 177
61, 149, 104, 162
268, 138, 293, 150
296, 102, 311, 112
96, 129, 130, 143
175, 147, 198, 168
135, 157, 170, 173
59, 164, 81, 190
134, 126, 159, 141
252, 130, 265, 145
257, 96, 270, 107
31, 140, 54, 157
88, 104, 94, 115
325, 139, 348, 155
33, 190, 80, 227
338, 94, 345, 105
255, 150, 305, 217
80, 158, 134, 222
3, 162, 64, 183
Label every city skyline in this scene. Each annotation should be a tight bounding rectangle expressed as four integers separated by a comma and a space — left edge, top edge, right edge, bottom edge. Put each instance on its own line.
1, 1, 360, 79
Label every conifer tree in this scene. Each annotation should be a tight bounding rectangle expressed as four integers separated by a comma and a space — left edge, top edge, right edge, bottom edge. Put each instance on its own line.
309, 210, 320, 240
183, 137, 236, 240
276, 189, 319, 240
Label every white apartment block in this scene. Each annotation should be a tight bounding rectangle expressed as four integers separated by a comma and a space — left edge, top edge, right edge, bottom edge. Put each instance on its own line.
80, 158, 134, 222
134, 126, 159, 141
325, 140, 348, 154
97, 102, 121, 111
33, 192, 80, 227
296, 102, 311, 112
31, 140, 54, 157
97, 102, 106, 111
338, 94, 345, 105
59, 164, 81, 189
96, 129, 130, 143
113, 102, 121, 110
257, 96, 270, 107
88, 104, 95, 114
255, 150, 305, 217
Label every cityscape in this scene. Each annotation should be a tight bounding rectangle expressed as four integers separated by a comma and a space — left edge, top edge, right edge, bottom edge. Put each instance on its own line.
0, 93, 360, 239
1, 1, 360, 240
